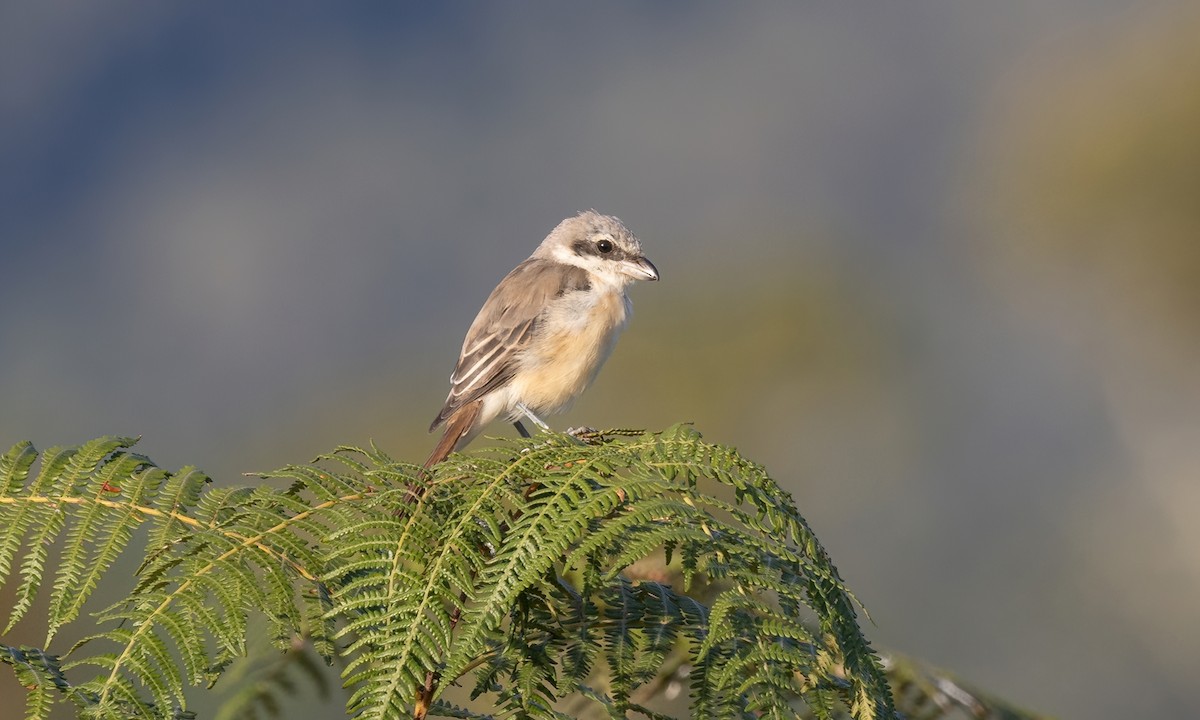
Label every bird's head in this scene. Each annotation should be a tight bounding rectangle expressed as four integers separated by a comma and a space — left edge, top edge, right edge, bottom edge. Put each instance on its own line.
536, 210, 659, 286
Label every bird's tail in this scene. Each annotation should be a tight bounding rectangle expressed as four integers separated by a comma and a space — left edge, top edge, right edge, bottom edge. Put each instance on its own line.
423, 399, 483, 469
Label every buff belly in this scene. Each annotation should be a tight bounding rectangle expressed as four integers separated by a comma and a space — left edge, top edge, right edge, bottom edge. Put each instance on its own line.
508, 289, 630, 417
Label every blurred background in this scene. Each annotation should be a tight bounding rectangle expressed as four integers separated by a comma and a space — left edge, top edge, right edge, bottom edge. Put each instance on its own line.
3, 2, 1198, 718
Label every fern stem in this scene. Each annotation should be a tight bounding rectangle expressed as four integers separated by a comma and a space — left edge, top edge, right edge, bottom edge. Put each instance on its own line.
0, 494, 325, 583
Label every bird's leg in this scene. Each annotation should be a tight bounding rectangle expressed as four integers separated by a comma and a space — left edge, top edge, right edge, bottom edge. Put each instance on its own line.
510, 406, 608, 446
515, 402, 551, 432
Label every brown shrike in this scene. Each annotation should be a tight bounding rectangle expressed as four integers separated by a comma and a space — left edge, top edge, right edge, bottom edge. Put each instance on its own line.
425, 211, 658, 468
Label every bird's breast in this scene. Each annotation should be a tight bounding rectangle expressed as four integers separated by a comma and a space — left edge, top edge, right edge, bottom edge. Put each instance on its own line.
511, 288, 631, 416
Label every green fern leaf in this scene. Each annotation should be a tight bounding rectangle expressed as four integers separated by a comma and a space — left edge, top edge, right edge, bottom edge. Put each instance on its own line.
0, 432, 918, 719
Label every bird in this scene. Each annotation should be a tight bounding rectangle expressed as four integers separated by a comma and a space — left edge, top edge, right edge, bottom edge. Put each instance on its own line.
425, 210, 658, 468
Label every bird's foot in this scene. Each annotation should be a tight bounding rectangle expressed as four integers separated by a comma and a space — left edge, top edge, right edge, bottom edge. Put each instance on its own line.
567, 426, 612, 445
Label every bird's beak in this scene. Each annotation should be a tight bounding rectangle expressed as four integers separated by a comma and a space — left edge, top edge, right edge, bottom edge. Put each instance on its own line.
624, 255, 659, 281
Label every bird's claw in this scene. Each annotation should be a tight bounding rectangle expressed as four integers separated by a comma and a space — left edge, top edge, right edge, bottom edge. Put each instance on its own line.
566, 426, 603, 443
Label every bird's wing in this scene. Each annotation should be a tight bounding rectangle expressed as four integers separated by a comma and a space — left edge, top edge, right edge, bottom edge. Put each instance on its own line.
429, 258, 590, 431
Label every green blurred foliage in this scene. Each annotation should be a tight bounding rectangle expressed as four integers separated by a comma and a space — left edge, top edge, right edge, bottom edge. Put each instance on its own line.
974, 5, 1200, 351
961, 6, 1200, 716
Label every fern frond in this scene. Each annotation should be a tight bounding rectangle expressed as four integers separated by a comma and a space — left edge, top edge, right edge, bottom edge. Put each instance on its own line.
3, 438, 142, 633
0, 438, 343, 718
0, 429, 915, 719
48, 458, 164, 641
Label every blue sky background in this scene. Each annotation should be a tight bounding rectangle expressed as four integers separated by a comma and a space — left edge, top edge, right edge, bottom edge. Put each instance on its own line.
3, 3, 1199, 717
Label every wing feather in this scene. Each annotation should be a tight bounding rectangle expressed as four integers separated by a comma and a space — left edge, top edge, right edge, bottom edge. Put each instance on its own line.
429, 259, 589, 431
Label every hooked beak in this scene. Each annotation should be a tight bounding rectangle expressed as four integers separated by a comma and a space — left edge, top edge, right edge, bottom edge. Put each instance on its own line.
623, 255, 659, 281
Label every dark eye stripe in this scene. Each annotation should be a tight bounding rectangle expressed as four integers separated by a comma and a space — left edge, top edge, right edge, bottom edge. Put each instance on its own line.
571, 238, 625, 260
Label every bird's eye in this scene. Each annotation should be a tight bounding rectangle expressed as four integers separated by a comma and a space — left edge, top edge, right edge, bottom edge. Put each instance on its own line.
596, 239, 614, 254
